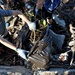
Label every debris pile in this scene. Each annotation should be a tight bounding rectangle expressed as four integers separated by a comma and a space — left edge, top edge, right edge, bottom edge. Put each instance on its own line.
0, 0, 75, 72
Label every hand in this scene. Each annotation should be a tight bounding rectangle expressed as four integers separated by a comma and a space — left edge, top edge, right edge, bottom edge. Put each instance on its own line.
16, 48, 29, 60
28, 22, 36, 31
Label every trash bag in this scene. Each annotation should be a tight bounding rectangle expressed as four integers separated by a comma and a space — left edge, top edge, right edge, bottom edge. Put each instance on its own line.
49, 29, 65, 50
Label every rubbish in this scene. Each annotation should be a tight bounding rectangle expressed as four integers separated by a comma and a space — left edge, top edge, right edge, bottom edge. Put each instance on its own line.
52, 14, 66, 28
49, 29, 65, 50
1, 0, 75, 73
69, 41, 75, 46
59, 53, 68, 62
28, 27, 53, 69
68, 23, 75, 67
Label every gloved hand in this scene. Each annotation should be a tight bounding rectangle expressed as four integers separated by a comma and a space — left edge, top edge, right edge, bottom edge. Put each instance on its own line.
16, 48, 29, 61
28, 22, 36, 31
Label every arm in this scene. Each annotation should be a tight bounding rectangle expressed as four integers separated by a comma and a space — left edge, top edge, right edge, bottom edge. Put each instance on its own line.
0, 9, 35, 49
36, 0, 45, 9
0, 9, 30, 24
0, 9, 35, 60
11, 10, 36, 30
0, 9, 36, 30
0, 36, 28, 60
0, 10, 30, 51
0, 36, 16, 50
11, 10, 30, 24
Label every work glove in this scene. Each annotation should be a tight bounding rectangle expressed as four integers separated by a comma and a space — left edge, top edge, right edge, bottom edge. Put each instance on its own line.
28, 22, 36, 31
16, 48, 29, 61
